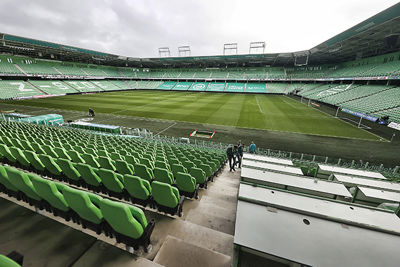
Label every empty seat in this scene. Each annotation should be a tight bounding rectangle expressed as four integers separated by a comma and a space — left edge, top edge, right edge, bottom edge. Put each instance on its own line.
182, 160, 196, 172
81, 153, 101, 168
189, 167, 207, 188
75, 163, 102, 189
139, 157, 154, 170
175, 172, 198, 198
153, 167, 174, 184
23, 151, 45, 172
62, 186, 104, 233
171, 163, 187, 177
151, 181, 183, 216
199, 163, 213, 181
56, 158, 81, 184
29, 174, 70, 218
155, 160, 170, 171
133, 163, 154, 182
67, 150, 86, 164
38, 154, 62, 176
124, 155, 139, 165
0, 144, 17, 163
97, 156, 116, 171
5, 166, 42, 206
9, 147, 30, 167
99, 198, 154, 250
42, 145, 58, 158
0, 165, 18, 195
97, 168, 125, 198
114, 160, 134, 175
0, 254, 22, 267
54, 147, 72, 160
123, 175, 151, 206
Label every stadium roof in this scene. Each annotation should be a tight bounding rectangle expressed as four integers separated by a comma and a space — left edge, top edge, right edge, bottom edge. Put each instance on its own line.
1, 2, 400, 68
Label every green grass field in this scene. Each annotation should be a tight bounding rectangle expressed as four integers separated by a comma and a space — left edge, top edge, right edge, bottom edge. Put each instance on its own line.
7, 90, 380, 140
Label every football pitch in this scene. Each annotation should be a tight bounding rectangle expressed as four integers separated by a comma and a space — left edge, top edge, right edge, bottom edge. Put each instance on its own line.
8, 90, 380, 140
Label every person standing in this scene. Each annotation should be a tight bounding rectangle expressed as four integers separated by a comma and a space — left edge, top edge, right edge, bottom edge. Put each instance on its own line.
249, 141, 256, 153
237, 143, 244, 168
226, 145, 236, 172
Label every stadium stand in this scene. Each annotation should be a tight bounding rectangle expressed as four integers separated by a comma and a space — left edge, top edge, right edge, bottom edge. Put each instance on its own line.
0, 80, 44, 99
188, 82, 209, 91
173, 82, 193, 91
64, 80, 103, 92
0, 120, 226, 216
225, 83, 245, 93
245, 83, 266, 93
28, 80, 78, 94
267, 83, 288, 94
157, 81, 176, 90
207, 82, 226, 92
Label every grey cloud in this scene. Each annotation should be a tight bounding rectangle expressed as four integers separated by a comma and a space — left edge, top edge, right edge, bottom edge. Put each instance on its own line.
0, 0, 398, 58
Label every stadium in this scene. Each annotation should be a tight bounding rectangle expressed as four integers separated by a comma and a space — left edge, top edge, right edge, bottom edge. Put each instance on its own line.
0, 1, 400, 267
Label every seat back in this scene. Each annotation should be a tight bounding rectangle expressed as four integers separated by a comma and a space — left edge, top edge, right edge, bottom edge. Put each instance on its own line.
133, 163, 153, 182
56, 158, 81, 181
5, 166, 41, 201
175, 172, 196, 193
75, 163, 101, 186
123, 175, 151, 200
189, 167, 206, 184
171, 164, 187, 176
0, 165, 18, 192
0, 144, 17, 162
62, 186, 103, 224
67, 150, 85, 164
0, 254, 21, 267
81, 153, 100, 168
114, 160, 134, 175
9, 147, 30, 167
151, 181, 179, 208
153, 167, 174, 184
38, 154, 62, 176
23, 151, 45, 171
99, 198, 145, 239
97, 168, 124, 193
30, 174, 69, 212
98, 156, 116, 171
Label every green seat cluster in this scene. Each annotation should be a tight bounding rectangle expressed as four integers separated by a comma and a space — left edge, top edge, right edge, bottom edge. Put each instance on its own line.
0, 164, 153, 249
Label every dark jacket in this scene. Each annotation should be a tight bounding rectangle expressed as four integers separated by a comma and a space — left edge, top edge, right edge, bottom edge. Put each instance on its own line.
226, 147, 234, 157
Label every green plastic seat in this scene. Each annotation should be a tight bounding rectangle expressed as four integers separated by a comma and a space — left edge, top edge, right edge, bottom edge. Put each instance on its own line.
97, 156, 116, 171
124, 155, 139, 165
54, 147, 72, 160
20, 140, 35, 151
31, 143, 46, 155
139, 158, 154, 170
199, 163, 213, 179
5, 166, 42, 201
0, 165, 18, 192
62, 186, 103, 225
153, 167, 174, 185
133, 163, 154, 182
75, 163, 102, 187
123, 175, 151, 201
155, 160, 170, 171
42, 144, 58, 158
30, 174, 69, 212
171, 164, 187, 177
0, 144, 17, 163
56, 158, 81, 182
9, 147, 30, 167
10, 138, 24, 149
189, 167, 207, 186
109, 152, 122, 161
97, 168, 124, 194
67, 150, 86, 164
0, 255, 21, 267
182, 160, 196, 172
175, 172, 197, 196
99, 198, 147, 240
114, 160, 134, 175
97, 150, 108, 157
82, 153, 101, 168
38, 154, 62, 176
23, 151, 45, 172
151, 181, 180, 209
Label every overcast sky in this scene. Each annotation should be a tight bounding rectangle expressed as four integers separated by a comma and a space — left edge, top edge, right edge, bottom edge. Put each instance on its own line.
0, 0, 398, 58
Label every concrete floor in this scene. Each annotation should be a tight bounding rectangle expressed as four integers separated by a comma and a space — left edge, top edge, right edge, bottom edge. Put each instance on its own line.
0, 165, 241, 267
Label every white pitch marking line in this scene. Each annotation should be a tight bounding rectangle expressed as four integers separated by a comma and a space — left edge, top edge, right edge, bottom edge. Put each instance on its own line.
154, 122, 177, 136
255, 95, 264, 114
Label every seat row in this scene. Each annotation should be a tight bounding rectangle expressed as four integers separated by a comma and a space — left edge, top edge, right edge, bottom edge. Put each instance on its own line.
0, 164, 154, 251
0, 144, 188, 216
